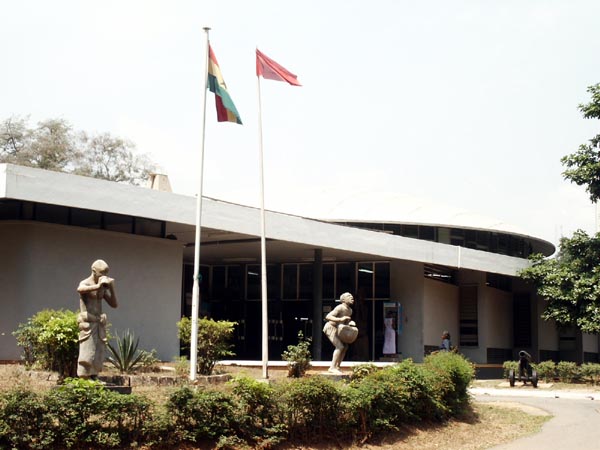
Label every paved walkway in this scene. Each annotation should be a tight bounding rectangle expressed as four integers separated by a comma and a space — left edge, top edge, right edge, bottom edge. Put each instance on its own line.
470, 384, 600, 449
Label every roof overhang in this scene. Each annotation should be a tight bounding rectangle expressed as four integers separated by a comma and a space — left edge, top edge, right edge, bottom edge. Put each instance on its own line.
0, 164, 534, 276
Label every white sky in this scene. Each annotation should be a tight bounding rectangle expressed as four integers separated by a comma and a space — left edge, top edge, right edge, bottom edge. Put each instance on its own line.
2, 0, 600, 247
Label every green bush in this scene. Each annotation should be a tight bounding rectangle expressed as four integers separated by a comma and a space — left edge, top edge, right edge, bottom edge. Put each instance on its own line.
557, 361, 579, 383
281, 331, 312, 378
0, 349, 484, 448
502, 360, 518, 378
580, 363, 600, 385
423, 351, 474, 415
230, 376, 276, 427
349, 360, 444, 437
13, 309, 79, 380
277, 376, 343, 441
177, 317, 236, 375
230, 376, 285, 446
167, 386, 238, 442
107, 329, 158, 373
349, 363, 379, 383
45, 377, 152, 448
0, 388, 54, 449
535, 360, 557, 382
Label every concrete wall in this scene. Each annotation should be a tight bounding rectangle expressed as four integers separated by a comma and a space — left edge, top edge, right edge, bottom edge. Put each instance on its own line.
423, 279, 459, 348
390, 260, 425, 361
482, 287, 513, 349
0, 221, 183, 361
0, 224, 27, 360
537, 296, 558, 352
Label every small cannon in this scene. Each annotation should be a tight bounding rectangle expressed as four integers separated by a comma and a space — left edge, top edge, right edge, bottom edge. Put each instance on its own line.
508, 350, 538, 388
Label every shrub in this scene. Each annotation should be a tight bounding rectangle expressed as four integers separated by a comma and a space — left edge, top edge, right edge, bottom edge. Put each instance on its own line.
281, 331, 312, 377
580, 363, 600, 385
0, 388, 54, 449
502, 360, 518, 378
45, 377, 153, 448
107, 329, 158, 373
535, 360, 557, 382
277, 376, 343, 441
177, 317, 236, 375
348, 360, 443, 438
174, 355, 190, 377
556, 361, 579, 383
349, 363, 378, 383
167, 386, 238, 442
423, 351, 474, 415
13, 309, 79, 379
230, 376, 285, 446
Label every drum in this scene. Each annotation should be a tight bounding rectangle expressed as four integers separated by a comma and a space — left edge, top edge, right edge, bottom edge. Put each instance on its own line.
337, 324, 358, 344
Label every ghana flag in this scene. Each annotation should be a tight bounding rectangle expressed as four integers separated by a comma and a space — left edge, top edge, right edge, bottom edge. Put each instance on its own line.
207, 45, 242, 124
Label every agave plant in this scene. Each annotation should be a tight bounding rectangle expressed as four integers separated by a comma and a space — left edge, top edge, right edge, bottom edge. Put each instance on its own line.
107, 329, 157, 373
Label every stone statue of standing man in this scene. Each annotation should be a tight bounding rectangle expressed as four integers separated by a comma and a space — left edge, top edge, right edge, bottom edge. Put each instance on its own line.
323, 292, 358, 374
77, 259, 118, 379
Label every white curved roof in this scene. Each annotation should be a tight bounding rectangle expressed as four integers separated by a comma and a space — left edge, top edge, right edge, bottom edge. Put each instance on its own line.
312, 191, 527, 235
268, 188, 549, 242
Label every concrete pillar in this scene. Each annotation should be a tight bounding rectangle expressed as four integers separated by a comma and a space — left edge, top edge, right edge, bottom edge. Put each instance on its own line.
311, 249, 323, 360
390, 260, 425, 362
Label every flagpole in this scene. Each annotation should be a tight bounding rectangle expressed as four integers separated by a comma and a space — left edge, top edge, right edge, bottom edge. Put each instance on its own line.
257, 74, 269, 379
189, 26, 211, 381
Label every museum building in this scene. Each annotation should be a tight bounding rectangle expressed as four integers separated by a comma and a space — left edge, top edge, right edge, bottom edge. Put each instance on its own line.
1, 163, 598, 366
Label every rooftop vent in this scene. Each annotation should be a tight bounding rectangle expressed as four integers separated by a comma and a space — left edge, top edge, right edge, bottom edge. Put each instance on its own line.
147, 173, 172, 192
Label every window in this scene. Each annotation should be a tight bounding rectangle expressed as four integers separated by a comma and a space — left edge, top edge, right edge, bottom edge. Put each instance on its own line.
401, 224, 418, 238
357, 263, 373, 298
459, 286, 478, 346
298, 264, 313, 299
486, 273, 512, 291
104, 213, 133, 233
0, 200, 20, 220
226, 266, 243, 300
71, 208, 102, 228
134, 217, 164, 237
336, 263, 353, 298
246, 265, 261, 300
282, 264, 298, 299
374, 262, 390, 298
212, 266, 226, 299
322, 264, 334, 299
419, 226, 435, 241
246, 264, 279, 300
424, 264, 455, 284
35, 203, 69, 225
513, 293, 531, 348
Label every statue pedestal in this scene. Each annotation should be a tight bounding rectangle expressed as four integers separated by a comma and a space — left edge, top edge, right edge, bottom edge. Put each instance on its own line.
318, 372, 351, 382
99, 375, 132, 394
104, 384, 132, 395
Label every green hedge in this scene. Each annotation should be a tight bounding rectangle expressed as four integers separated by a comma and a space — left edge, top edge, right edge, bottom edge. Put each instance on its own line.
0, 353, 475, 449
503, 360, 600, 384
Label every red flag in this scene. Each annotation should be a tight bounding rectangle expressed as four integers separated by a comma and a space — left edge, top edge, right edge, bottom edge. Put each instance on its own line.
256, 49, 301, 86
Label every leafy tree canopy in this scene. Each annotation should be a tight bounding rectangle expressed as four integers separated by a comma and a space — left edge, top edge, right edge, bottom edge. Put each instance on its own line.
520, 230, 600, 333
520, 83, 600, 333
0, 116, 156, 185
561, 83, 600, 202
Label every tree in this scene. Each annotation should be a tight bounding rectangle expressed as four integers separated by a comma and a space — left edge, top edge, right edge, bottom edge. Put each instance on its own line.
520, 231, 600, 333
0, 116, 156, 185
0, 117, 78, 171
74, 132, 155, 185
561, 83, 600, 202
520, 83, 600, 332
